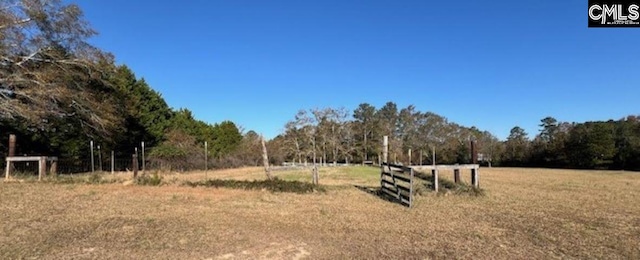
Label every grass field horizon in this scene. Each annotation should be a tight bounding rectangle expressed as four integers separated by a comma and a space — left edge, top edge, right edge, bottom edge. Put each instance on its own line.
1, 166, 639, 259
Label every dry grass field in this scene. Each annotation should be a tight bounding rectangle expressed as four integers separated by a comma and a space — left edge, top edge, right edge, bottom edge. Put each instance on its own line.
1, 166, 639, 259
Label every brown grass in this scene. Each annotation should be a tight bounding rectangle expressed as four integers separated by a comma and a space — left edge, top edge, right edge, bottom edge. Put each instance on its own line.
1, 167, 639, 259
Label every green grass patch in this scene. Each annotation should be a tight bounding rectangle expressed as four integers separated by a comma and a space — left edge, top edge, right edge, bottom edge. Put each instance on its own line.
183, 178, 325, 193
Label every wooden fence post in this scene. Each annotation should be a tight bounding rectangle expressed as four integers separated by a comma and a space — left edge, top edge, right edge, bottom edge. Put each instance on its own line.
470, 140, 478, 164
261, 135, 272, 180
432, 169, 439, 192
4, 163, 8, 180
50, 159, 57, 177
38, 156, 46, 181
111, 151, 114, 174
454, 168, 460, 184
408, 149, 412, 166
90, 141, 95, 173
471, 167, 479, 188
132, 154, 138, 178
8, 134, 16, 157
7, 134, 16, 177
383, 136, 388, 164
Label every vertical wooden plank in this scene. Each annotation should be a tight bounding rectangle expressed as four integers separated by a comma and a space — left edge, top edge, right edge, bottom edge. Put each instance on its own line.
454, 168, 460, 184
419, 150, 423, 166
408, 149, 412, 166
132, 154, 138, 178
409, 168, 414, 208
380, 160, 384, 192
432, 169, 439, 192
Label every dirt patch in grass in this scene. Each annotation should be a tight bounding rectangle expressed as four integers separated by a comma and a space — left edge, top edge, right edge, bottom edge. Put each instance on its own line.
1, 167, 639, 259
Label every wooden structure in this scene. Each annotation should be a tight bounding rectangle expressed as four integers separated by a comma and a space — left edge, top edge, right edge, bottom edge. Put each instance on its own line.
381, 162, 414, 207
132, 153, 138, 178
411, 164, 480, 191
5, 156, 58, 181
4, 134, 58, 181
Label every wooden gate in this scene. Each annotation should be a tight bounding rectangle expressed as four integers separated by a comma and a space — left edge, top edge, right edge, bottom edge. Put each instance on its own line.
380, 162, 414, 207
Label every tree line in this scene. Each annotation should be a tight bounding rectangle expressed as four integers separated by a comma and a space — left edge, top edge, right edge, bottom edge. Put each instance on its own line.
264, 106, 640, 171
502, 116, 640, 170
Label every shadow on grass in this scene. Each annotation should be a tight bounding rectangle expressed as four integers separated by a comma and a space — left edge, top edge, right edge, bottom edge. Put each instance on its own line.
353, 185, 408, 206
184, 178, 326, 194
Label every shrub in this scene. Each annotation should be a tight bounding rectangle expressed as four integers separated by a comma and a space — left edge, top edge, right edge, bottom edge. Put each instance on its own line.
135, 172, 163, 186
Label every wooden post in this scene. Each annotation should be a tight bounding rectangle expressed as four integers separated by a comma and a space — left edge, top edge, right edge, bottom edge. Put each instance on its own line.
471, 168, 479, 188
382, 136, 388, 164
50, 160, 58, 177
261, 135, 272, 180
312, 167, 318, 185
204, 141, 208, 176
141, 141, 145, 174
454, 168, 460, 184
132, 154, 138, 178
432, 169, 439, 192
4, 162, 9, 180
98, 145, 103, 172
408, 149, 412, 166
38, 156, 45, 181
470, 140, 478, 164
90, 141, 95, 173
8, 134, 16, 157
419, 150, 423, 165
110, 151, 114, 174
7, 134, 16, 177
312, 136, 318, 185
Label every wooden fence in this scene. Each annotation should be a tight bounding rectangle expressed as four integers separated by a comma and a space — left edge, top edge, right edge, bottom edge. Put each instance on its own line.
411, 164, 479, 192
5, 156, 58, 180
380, 162, 414, 208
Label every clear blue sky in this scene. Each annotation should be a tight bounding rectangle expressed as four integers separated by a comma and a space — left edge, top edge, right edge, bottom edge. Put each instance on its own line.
74, 0, 639, 140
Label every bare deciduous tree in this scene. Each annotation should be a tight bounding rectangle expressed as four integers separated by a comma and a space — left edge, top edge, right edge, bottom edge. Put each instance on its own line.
1, 0, 116, 136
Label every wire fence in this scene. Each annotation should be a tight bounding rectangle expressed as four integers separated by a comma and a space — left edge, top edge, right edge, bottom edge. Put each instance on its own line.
3, 157, 211, 177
